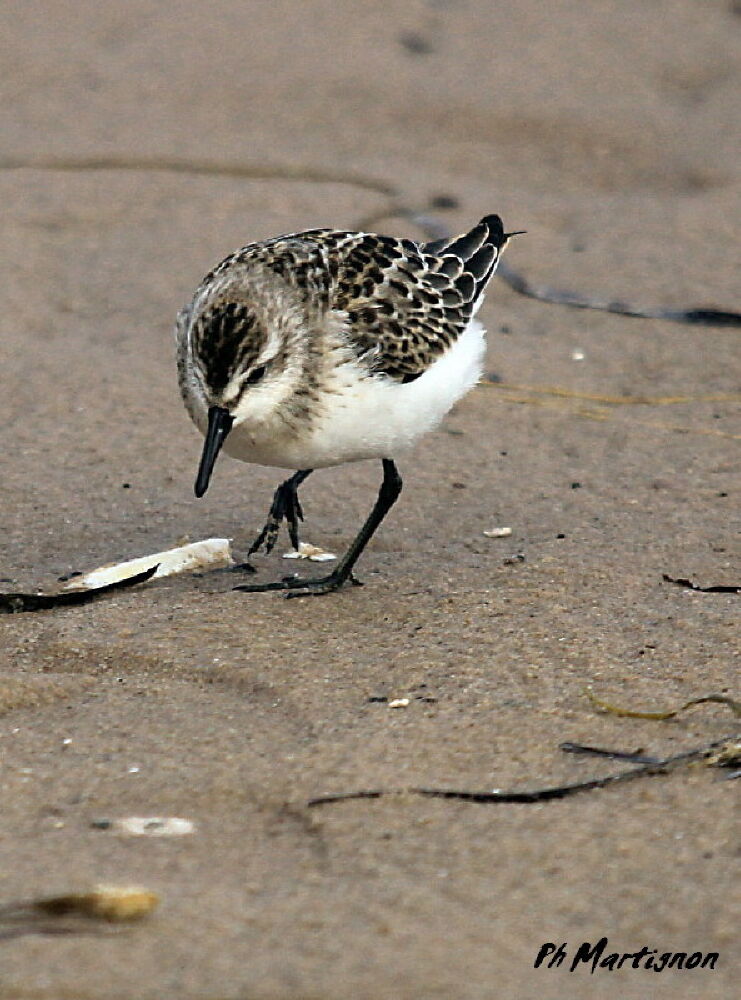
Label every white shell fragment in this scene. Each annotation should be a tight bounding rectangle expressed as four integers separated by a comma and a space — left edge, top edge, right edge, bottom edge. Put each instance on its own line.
103, 816, 196, 837
483, 526, 512, 538
388, 698, 410, 709
282, 542, 337, 562
64, 538, 233, 590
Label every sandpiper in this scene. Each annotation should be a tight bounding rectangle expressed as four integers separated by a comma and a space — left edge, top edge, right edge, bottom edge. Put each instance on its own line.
176, 214, 515, 595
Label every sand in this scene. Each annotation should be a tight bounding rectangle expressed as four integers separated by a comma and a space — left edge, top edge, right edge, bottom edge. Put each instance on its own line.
0, 2, 738, 997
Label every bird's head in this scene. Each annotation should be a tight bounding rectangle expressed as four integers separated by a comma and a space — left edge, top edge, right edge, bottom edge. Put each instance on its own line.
176, 269, 309, 497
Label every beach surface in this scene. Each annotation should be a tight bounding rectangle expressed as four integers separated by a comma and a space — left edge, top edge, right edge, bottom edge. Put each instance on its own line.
0, 2, 738, 997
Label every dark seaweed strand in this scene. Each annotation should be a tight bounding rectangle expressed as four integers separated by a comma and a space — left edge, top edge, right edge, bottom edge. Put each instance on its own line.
0, 565, 158, 614
494, 261, 741, 328
306, 734, 737, 807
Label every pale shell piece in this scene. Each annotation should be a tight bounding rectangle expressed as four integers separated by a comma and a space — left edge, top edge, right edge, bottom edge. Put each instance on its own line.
106, 816, 196, 837
388, 698, 410, 709
64, 538, 233, 590
483, 526, 512, 538
282, 542, 337, 562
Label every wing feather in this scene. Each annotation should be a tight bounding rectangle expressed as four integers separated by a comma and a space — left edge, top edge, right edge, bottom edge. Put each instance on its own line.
200, 216, 508, 382
325, 215, 508, 380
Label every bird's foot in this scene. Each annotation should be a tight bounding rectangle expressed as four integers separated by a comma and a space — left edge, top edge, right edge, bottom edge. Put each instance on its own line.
233, 571, 363, 599
248, 480, 305, 557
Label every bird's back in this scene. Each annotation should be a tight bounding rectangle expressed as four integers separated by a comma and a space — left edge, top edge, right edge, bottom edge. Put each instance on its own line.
177, 216, 511, 469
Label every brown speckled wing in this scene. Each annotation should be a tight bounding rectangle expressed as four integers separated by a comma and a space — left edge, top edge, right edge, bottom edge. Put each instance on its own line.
316, 215, 507, 382
196, 216, 506, 383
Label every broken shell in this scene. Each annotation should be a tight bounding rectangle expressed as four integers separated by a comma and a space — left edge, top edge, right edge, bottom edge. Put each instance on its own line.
282, 542, 337, 562
64, 538, 233, 590
34, 885, 159, 922
95, 816, 196, 837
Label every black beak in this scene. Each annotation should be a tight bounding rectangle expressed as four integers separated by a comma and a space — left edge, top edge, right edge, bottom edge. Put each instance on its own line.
194, 406, 233, 498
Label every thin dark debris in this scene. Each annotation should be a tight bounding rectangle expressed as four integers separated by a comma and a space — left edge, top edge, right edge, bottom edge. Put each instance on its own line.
662, 574, 740, 594
309, 693, 739, 808
559, 742, 660, 764
307, 735, 737, 807
308, 734, 739, 808
0, 565, 157, 614
495, 260, 741, 328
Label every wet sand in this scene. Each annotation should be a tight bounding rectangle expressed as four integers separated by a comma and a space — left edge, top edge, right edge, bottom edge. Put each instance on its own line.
0, 2, 738, 997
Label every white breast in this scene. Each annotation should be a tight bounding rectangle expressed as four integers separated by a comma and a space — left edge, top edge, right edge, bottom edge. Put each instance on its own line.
232, 317, 486, 470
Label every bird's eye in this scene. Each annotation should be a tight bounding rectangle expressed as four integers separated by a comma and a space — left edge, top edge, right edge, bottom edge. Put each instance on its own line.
245, 365, 266, 385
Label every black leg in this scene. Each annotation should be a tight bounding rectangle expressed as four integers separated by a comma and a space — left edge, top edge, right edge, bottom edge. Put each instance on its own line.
235, 459, 403, 597
248, 469, 313, 556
